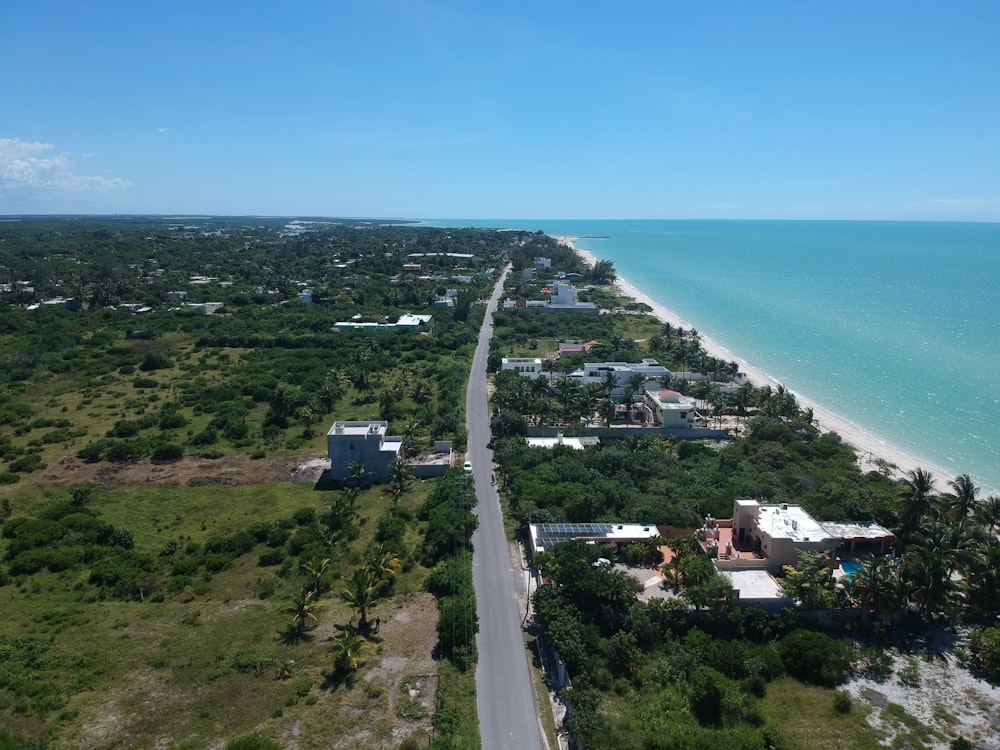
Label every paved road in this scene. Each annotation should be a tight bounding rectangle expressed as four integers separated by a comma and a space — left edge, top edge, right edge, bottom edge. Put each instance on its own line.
467, 266, 546, 750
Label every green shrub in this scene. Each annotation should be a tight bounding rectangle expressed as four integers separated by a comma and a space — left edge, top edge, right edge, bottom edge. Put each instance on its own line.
688, 666, 727, 726
225, 733, 281, 750
140, 351, 172, 371
779, 629, 853, 686
968, 626, 1000, 681
9, 453, 44, 474
151, 444, 184, 462
376, 515, 406, 545
258, 548, 286, 567
256, 577, 278, 599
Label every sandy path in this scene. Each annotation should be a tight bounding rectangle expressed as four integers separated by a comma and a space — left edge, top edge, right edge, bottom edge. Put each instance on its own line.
560, 237, 962, 490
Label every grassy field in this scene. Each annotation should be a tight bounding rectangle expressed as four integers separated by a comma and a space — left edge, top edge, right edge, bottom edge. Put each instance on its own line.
0, 477, 450, 748
758, 678, 884, 750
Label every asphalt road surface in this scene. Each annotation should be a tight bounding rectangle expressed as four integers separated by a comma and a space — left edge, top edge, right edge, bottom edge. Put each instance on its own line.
467, 266, 547, 750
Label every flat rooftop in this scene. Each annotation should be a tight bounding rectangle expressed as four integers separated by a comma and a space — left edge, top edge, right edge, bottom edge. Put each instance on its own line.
529, 522, 663, 555
726, 569, 790, 601
328, 421, 387, 436
821, 521, 895, 542
755, 504, 831, 543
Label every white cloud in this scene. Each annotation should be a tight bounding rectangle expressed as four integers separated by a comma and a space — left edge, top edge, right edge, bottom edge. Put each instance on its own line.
0, 137, 129, 194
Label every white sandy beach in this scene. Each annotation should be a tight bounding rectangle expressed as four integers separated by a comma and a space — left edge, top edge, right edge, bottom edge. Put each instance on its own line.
559, 237, 962, 490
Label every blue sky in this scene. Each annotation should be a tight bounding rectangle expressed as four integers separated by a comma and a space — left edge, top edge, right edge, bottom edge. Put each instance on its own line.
2, 1, 998, 220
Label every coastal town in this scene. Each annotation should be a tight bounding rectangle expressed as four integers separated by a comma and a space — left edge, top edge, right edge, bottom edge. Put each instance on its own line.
1, 217, 998, 749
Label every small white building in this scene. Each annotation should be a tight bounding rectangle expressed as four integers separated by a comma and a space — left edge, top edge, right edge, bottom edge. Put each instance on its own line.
501, 357, 543, 380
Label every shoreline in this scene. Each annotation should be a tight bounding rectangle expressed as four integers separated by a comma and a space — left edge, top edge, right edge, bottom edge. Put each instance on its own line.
558, 236, 964, 492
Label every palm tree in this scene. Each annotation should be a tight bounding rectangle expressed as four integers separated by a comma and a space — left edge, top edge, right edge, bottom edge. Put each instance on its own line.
852, 554, 903, 623
388, 457, 413, 511
274, 659, 297, 680
589, 258, 617, 284
410, 380, 433, 406
302, 557, 331, 594
319, 374, 343, 412
365, 543, 402, 588
581, 383, 604, 425
966, 537, 1000, 617
340, 568, 384, 631
282, 590, 324, 634
621, 373, 647, 425
947, 474, 979, 523
896, 468, 939, 543
378, 387, 398, 419
296, 402, 320, 438
601, 370, 618, 399
975, 495, 1000, 534
401, 419, 422, 457
269, 383, 299, 423
732, 381, 754, 428
326, 630, 373, 673
349, 369, 374, 399
556, 377, 580, 424
600, 397, 616, 428
347, 460, 373, 490
902, 520, 975, 620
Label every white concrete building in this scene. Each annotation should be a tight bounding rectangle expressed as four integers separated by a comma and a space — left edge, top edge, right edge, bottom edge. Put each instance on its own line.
644, 389, 702, 428
501, 357, 544, 380
573, 359, 671, 391
327, 421, 403, 483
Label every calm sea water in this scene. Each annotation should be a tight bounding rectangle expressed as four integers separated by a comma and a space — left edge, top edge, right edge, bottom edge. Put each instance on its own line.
426, 219, 1000, 493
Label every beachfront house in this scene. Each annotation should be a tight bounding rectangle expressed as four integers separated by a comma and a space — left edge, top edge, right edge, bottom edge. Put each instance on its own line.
571, 359, 671, 392
548, 281, 598, 313
644, 388, 703, 428
725, 499, 895, 571
327, 421, 402, 483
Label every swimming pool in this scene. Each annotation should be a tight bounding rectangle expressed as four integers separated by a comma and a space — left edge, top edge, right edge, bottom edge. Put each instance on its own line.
840, 560, 860, 578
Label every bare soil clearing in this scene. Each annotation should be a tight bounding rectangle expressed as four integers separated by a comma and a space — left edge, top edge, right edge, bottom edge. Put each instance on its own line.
35, 452, 323, 487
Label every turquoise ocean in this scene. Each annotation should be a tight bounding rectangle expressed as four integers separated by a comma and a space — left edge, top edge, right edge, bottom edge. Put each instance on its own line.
425, 219, 1000, 493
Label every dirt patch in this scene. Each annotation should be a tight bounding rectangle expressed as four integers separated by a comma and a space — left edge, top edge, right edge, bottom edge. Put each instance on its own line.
326, 592, 440, 750
35, 453, 314, 487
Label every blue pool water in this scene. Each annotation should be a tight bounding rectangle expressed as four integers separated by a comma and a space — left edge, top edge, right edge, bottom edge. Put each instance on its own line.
840, 560, 861, 578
